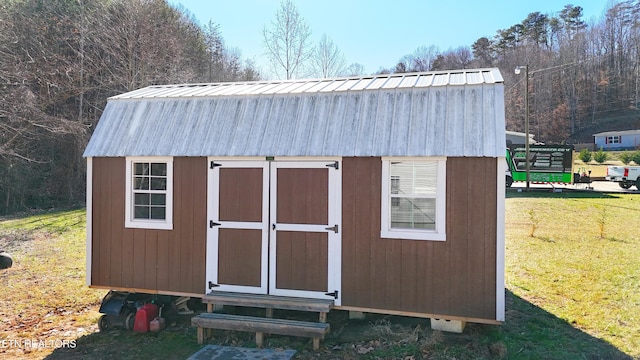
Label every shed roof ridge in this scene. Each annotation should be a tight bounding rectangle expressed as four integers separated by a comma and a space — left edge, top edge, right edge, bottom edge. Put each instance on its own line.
110, 68, 503, 100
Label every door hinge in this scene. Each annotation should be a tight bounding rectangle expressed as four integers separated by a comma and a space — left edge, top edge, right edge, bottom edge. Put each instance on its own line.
209, 220, 221, 228
325, 290, 339, 299
325, 224, 339, 233
325, 161, 339, 170
210, 161, 222, 169
208, 281, 219, 289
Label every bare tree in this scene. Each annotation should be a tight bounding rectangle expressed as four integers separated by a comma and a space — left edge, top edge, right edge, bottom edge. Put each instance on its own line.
262, 0, 313, 79
394, 45, 440, 73
431, 46, 473, 70
409, 45, 440, 72
454, 46, 473, 68
345, 63, 366, 76
0, 0, 259, 214
308, 34, 346, 78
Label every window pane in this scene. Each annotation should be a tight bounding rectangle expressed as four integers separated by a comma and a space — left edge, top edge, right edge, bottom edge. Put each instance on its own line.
390, 161, 437, 195
151, 163, 167, 176
129, 160, 171, 227
150, 177, 167, 190
391, 198, 436, 230
151, 207, 166, 220
134, 162, 150, 176
134, 206, 150, 219
134, 193, 150, 205
390, 176, 400, 195
150, 194, 166, 205
134, 177, 149, 190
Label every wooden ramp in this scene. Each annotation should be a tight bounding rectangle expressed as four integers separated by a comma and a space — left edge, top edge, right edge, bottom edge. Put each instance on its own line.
192, 292, 334, 350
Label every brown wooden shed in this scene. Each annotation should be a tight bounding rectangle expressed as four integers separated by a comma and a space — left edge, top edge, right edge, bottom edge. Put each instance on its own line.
84, 69, 506, 327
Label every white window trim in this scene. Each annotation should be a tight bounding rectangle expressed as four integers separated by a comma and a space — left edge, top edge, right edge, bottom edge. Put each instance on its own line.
125, 156, 174, 230
381, 157, 446, 241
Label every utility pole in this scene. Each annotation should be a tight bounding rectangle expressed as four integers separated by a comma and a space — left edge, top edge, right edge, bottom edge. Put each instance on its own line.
515, 65, 530, 191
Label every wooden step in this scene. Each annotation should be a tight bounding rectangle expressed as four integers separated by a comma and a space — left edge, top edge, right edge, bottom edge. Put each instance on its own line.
192, 312, 330, 350
203, 291, 334, 313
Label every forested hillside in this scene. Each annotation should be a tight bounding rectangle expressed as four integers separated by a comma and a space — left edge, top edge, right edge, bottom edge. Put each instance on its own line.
494, 2, 640, 144
388, 2, 640, 145
0, 0, 259, 214
1, 0, 639, 214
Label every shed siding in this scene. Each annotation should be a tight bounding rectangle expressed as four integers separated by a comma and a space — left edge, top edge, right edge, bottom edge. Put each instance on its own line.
91, 157, 207, 294
341, 157, 497, 320
91, 156, 498, 319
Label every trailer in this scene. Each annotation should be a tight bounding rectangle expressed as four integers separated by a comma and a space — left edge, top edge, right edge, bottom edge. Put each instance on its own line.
505, 144, 591, 187
606, 166, 640, 190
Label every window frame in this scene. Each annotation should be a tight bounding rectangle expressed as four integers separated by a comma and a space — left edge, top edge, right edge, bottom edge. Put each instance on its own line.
381, 157, 446, 241
125, 156, 174, 230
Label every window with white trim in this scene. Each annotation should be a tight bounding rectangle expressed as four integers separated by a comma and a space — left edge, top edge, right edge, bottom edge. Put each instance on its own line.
606, 136, 620, 144
125, 157, 173, 230
381, 158, 446, 241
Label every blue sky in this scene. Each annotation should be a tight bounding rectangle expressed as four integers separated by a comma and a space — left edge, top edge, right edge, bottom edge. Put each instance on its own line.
170, 0, 609, 76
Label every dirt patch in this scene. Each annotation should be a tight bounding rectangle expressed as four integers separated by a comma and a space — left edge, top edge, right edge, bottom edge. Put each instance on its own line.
43, 307, 499, 360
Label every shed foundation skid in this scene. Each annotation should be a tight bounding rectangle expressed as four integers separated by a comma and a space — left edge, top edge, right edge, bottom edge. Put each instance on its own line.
193, 291, 333, 350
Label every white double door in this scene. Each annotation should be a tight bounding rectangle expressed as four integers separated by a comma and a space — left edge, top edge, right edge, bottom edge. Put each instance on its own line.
206, 159, 341, 304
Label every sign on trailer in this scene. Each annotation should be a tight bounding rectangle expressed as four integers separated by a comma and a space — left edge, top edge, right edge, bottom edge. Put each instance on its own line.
507, 145, 574, 184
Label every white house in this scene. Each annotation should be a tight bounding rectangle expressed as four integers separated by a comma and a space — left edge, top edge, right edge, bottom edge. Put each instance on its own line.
593, 129, 640, 150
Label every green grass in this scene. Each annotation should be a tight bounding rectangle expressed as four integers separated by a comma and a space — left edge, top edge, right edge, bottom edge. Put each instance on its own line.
1, 198, 639, 359
505, 192, 640, 358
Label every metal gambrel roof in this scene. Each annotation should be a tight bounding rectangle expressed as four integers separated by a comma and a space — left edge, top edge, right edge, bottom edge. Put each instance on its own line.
83, 68, 506, 158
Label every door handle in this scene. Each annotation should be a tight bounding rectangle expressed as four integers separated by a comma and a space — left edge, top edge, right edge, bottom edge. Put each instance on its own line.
272, 223, 276, 230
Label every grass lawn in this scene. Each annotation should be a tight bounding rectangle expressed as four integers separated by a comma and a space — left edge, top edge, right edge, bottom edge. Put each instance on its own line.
0, 194, 639, 359
0, 209, 107, 358
505, 192, 640, 358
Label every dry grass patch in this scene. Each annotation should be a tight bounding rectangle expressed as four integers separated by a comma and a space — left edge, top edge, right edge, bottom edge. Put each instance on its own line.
0, 209, 105, 359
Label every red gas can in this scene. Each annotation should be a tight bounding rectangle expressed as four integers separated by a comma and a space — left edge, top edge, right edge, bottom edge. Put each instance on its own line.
133, 304, 159, 333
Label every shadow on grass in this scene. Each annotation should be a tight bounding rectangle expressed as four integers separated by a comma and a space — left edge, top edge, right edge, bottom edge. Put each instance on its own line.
44, 322, 201, 360
492, 290, 632, 360
0, 207, 85, 234
507, 189, 621, 199
45, 291, 633, 360
532, 235, 556, 243
605, 237, 628, 243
